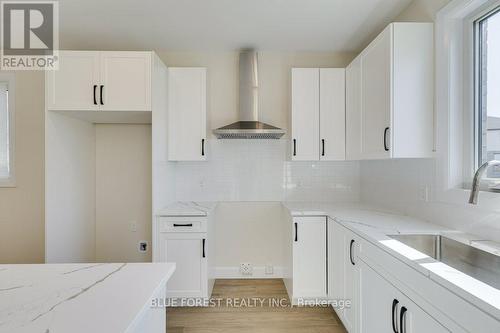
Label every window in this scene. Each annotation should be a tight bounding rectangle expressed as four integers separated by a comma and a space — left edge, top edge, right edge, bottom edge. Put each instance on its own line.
475, 6, 500, 179
0, 76, 14, 186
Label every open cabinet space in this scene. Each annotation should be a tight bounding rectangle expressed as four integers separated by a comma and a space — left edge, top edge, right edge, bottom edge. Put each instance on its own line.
45, 114, 154, 263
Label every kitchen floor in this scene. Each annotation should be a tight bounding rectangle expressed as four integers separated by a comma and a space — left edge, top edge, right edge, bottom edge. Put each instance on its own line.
167, 279, 347, 333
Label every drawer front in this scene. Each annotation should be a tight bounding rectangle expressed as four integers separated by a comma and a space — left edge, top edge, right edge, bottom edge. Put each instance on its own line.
158, 216, 207, 233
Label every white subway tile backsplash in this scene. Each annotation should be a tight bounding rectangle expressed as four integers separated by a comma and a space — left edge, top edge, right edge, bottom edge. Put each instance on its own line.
173, 140, 360, 202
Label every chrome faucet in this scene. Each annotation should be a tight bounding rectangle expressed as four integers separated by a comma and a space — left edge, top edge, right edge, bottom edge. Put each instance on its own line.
469, 160, 500, 204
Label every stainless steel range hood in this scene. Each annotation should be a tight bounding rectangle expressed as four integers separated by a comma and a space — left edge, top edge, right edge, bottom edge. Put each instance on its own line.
213, 50, 285, 139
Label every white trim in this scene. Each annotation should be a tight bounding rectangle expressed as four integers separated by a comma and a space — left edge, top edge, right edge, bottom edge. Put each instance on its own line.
215, 266, 285, 279
0, 73, 15, 187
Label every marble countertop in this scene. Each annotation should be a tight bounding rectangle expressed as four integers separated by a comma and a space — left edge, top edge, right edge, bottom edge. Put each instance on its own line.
156, 202, 217, 216
0, 263, 175, 333
283, 201, 500, 320
155, 201, 500, 318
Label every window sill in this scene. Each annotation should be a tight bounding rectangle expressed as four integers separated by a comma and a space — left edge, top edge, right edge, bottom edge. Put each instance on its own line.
436, 187, 500, 211
0, 177, 16, 188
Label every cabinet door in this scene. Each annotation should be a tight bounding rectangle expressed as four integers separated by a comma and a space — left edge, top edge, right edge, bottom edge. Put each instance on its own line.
359, 261, 397, 333
291, 68, 320, 161
168, 68, 207, 161
405, 298, 450, 333
346, 56, 362, 160
361, 26, 392, 159
293, 217, 327, 298
320, 68, 345, 161
46, 51, 100, 111
359, 261, 449, 333
329, 219, 345, 302
100, 51, 152, 111
344, 230, 359, 332
162, 233, 207, 298
330, 220, 358, 333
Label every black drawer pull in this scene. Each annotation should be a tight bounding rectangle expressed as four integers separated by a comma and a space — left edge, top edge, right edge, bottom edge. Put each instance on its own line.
202, 239, 206, 258
321, 139, 325, 156
294, 223, 298, 242
201, 139, 205, 156
392, 299, 399, 333
349, 239, 355, 265
173, 223, 193, 227
400, 306, 407, 333
384, 127, 390, 151
293, 139, 297, 156
99, 85, 104, 105
93, 85, 97, 105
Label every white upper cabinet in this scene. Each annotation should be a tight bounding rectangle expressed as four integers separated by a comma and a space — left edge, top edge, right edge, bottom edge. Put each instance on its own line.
99, 52, 151, 111
291, 68, 320, 161
320, 68, 346, 161
167, 67, 207, 161
46, 51, 152, 112
46, 51, 100, 111
361, 26, 392, 159
347, 23, 434, 160
346, 56, 362, 160
291, 68, 346, 161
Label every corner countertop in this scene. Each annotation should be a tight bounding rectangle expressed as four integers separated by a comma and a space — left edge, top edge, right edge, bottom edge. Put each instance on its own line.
156, 202, 217, 216
0, 263, 175, 333
154, 201, 500, 319
283, 201, 500, 321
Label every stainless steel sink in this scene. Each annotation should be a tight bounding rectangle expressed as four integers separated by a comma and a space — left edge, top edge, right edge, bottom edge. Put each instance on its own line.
389, 234, 500, 290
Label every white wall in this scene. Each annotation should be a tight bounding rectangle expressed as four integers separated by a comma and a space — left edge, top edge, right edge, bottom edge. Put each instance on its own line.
0, 71, 44, 264
214, 202, 285, 270
95, 124, 152, 262
45, 112, 96, 263
175, 140, 359, 202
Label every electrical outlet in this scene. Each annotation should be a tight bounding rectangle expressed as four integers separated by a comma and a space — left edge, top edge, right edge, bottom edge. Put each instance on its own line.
129, 222, 137, 232
138, 241, 148, 253
240, 263, 253, 275
419, 185, 429, 202
265, 264, 274, 275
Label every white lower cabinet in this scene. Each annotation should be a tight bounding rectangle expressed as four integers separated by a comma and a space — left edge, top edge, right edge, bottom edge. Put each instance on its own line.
329, 218, 359, 332
155, 216, 214, 301
292, 216, 327, 300
163, 233, 207, 298
328, 219, 453, 333
359, 260, 449, 333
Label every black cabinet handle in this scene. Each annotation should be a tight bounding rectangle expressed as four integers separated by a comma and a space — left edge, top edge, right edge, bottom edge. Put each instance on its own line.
349, 239, 355, 265
392, 299, 399, 333
293, 139, 297, 156
321, 139, 325, 156
93, 85, 97, 105
173, 223, 193, 227
294, 223, 298, 242
384, 127, 390, 151
202, 239, 206, 258
99, 85, 104, 105
400, 306, 407, 333
201, 139, 205, 156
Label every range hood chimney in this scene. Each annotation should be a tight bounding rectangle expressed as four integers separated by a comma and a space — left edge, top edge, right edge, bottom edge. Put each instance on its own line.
213, 50, 285, 139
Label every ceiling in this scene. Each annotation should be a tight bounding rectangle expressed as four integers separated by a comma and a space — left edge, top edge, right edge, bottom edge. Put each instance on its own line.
58, 0, 413, 52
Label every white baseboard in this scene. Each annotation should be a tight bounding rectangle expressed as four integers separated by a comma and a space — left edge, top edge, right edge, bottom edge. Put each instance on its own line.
215, 266, 284, 279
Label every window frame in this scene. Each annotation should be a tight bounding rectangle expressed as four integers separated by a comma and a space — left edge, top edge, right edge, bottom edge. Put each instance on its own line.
472, 4, 500, 187
0, 73, 15, 187
434, 0, 500, 208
